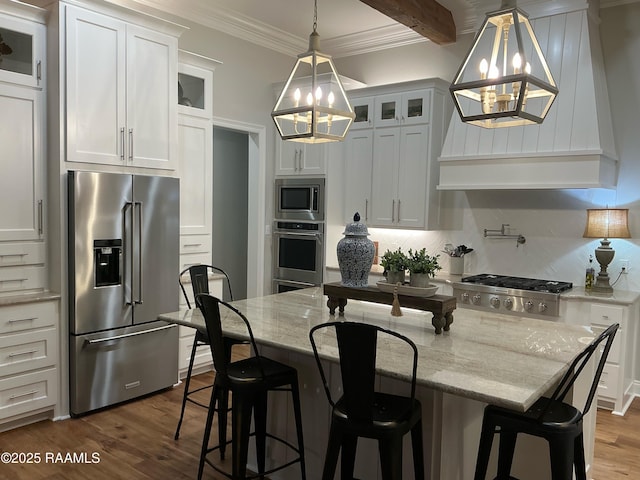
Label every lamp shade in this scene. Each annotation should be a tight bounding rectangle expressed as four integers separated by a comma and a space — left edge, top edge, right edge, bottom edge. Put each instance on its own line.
583, 209, 631, 239
272, 31, 354, 143
449, 4, 558, 128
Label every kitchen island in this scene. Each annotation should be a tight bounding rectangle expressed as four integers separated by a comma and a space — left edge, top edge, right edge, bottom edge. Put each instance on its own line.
160, 287, 598, 480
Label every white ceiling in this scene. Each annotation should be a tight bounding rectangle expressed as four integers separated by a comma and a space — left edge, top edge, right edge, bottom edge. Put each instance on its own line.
126, 0, 634, 58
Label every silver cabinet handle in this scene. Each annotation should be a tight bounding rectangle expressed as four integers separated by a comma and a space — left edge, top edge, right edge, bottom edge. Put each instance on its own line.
299, 149, 303, 171
9, 389, 39, 400
128, 128, 134, 161
86, 324, 177, 344
120, 128, 125, 161
9, 349, 39, 358
38, 200, 43, 236
391, 200, 395, 222
397, 199, 401, 223
183, 243, 203, 248
8, 317, 37, 323
36, 60, 42, 84
365, 199, 369, 222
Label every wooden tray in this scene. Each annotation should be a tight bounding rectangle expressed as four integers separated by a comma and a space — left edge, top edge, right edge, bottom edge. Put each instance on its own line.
376, 281, 438, 298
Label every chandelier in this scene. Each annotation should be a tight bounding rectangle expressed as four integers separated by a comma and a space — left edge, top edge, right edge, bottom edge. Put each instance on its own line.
271, 0, 354, 143
449, 1, 558, 128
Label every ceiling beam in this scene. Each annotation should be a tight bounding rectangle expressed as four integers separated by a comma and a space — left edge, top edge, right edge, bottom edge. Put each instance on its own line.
359, 0, 456, 45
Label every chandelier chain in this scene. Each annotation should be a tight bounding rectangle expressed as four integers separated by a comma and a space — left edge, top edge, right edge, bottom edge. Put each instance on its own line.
313, 0, 318, 32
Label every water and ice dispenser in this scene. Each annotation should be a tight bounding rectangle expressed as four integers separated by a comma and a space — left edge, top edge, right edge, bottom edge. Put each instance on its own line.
94, 239, 122, 287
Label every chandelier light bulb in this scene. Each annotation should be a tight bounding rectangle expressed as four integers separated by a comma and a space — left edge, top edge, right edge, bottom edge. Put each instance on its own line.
315, 86, 323, 104
479, 58, 489, 79
293, 88, 301, 107
488, 64, 500, 80
328, 91, 335, 107
512, 52, 522, 74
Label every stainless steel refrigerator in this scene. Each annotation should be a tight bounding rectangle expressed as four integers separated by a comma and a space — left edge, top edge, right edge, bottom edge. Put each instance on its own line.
68, 171, 180, 416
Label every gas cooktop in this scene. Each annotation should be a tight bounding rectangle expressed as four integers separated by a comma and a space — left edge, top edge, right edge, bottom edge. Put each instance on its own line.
461, 274, 573, 294
453, 274, 573, 317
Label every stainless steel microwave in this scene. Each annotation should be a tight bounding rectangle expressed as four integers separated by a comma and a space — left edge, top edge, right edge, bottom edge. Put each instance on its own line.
275, 177, 325, 221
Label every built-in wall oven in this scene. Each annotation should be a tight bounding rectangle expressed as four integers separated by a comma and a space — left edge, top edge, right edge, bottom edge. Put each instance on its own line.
272, 220, 324, 293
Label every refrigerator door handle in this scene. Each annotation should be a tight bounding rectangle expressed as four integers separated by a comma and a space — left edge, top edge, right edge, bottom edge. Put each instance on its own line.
135, 201, 143, 305
85, 324, 177, 345
124, 201, 134, 306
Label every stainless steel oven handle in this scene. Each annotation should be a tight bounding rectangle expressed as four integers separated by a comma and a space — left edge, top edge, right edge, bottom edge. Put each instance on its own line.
274, 231, 323, 238
85, 324, 177, 344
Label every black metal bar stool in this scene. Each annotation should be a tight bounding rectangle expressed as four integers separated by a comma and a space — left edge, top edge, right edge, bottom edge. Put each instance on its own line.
196, 294, 306, 480
309, 321, 424, 480
474, 322, 619, 480
174, 264, 244, 462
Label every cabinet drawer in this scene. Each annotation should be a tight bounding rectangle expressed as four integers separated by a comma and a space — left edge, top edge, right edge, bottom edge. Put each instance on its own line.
0, 368, 57, 420
0, 243, 45, 267
590, 304, 624, 364
0, 265, 46, 293
0, 328, 57, 377
180, 235, 211, 255
178, 335, 212, 372
597, 363, 619, 400
179, 253, 212, 273
0, 301, 57, 335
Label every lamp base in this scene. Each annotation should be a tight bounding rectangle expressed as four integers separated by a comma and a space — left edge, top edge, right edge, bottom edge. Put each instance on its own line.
592, 241, 615, 293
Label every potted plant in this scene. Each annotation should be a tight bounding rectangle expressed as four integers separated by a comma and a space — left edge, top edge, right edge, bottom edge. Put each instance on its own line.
407, 248, 441, 287
380, 248, 408, 285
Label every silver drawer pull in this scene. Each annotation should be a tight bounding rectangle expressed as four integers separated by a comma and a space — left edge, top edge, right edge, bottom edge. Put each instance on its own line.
0, 278, 28, 283
9, 349, 39, 358
183, 243, 203, 247
8, 317, 37, 323
0, 253, 27, 258
86, 324, 176, 344
9, 389, 39, 400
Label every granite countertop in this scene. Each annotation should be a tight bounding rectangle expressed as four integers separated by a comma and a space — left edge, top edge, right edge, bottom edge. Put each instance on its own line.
0, 291, 61, 306
159, 287, 594, 412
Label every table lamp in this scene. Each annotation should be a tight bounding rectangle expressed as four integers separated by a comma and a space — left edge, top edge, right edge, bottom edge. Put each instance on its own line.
583, 208, 631, 292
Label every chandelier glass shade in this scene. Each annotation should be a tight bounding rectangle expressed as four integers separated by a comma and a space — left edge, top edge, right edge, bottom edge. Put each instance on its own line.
271, 1, 354, 143
450, 4, 558, 128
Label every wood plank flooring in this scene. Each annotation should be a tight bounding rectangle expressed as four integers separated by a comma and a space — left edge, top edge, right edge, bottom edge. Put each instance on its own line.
0, 371, 638, 479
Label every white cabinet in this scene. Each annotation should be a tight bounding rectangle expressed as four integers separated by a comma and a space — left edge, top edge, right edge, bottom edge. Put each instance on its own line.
0, 2, 47, 296
343, 129, 373, 223
350, 96, 374, 130
561, 292, 639, 416
178, 115, 212, 236
370, 125, 429, 228
589, 303, 636, 415
0, 299, 59, 426
0, 84, 45, 243
373, 89, 432, 127
275, 140, 326, 176
342, 79, 452, 230
0, 2, 45, 88
65, 3, 178, 169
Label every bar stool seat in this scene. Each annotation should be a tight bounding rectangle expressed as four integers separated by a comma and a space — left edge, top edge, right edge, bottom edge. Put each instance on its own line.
473, 323, 619, 480
196, 294, 306, 480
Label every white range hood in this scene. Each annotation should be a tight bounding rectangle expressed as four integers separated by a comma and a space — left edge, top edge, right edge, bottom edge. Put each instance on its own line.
438, 1, 617, 190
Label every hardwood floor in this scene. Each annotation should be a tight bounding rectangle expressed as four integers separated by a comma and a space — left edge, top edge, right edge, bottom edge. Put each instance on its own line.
0, 373, 638, 479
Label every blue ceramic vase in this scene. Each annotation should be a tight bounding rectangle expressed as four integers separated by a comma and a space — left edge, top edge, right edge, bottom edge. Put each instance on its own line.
337, 212, 375, 287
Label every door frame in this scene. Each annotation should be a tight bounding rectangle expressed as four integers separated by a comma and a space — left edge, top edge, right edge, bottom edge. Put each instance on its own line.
212, 116, 266, 298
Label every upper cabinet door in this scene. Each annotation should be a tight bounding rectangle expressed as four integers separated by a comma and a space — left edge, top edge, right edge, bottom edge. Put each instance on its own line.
0, 85, 45, 241
0, 13, 45, 88
178, 62, 213, 119
65, 5, 177, 170
126, 24, 177, 169
65, 5, 126, 166
349, 96, 374, 130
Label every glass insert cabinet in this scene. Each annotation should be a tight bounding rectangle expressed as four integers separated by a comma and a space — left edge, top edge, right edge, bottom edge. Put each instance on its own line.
177, 52, 217, 119
0, 11, 45, 88
348, 89, 432, 129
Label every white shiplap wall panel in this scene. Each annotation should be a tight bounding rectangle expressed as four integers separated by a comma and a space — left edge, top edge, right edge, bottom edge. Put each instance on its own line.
572, 13, 599, 151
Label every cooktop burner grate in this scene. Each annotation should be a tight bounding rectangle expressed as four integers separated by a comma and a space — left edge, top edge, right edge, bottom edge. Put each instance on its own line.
461, 274, 573, 294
